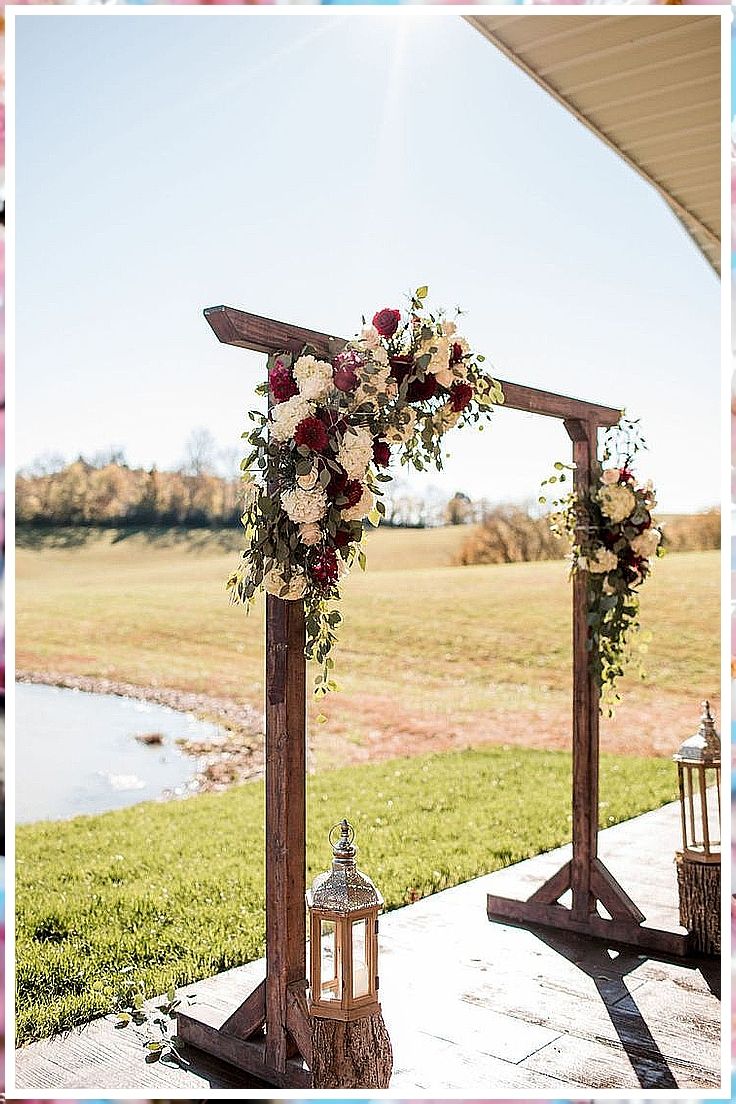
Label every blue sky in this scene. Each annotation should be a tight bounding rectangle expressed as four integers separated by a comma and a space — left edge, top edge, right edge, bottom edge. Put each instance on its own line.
14, 11, 720, 511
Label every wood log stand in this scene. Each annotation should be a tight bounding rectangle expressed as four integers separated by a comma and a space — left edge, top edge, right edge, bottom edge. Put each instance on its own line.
311, 1011, 393, 1089
676, 854, 720, 955
178, 304, 686, 1091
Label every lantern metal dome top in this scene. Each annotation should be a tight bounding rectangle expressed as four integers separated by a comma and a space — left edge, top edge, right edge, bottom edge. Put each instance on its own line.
307, 819, 383, 913
673, 700, 720, 766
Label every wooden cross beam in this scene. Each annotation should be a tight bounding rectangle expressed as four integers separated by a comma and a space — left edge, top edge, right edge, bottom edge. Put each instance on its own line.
178, 305, 686, 1091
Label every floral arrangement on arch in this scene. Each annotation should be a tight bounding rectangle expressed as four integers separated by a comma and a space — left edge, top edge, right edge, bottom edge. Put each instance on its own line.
543, 416, 663, 710
228, 287, 504, 698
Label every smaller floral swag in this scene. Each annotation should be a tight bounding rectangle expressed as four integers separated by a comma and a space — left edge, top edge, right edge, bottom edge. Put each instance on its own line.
227, 287, 504, 699
544, 418, 663, 711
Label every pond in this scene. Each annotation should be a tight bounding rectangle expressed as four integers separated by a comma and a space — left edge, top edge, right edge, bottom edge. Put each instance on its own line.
16, 682, 224, 823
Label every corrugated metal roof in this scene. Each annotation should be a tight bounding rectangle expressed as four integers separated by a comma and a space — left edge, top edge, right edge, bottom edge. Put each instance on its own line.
466, 14, 721, 274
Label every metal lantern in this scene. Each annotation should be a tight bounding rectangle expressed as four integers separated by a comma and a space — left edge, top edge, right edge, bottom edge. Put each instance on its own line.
673, 700, 721, 862
307, 819, 382, 1021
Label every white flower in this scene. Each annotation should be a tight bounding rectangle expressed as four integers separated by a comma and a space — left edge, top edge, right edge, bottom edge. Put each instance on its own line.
270, 395, 314, 443
280, 485, 328, 524
630, 528, 661, 559
385, 408, 416, 445
293, 355, 334, 402
598, 483, 636, 524
342, 486, 374, 522
264, 567, 307, 600
337, 427, 374, 479
296, 466, 319, 491
601, 468, 621, 486
298, 522, 323, 546
588, 548, 619, 574
372, 345, 389, 366
359, 326, 382, 351
441, 320, 457, 337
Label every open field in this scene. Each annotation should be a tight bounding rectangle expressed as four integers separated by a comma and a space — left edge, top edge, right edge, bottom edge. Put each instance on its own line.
16, 529, 719, 765
16, 744, 678, 1044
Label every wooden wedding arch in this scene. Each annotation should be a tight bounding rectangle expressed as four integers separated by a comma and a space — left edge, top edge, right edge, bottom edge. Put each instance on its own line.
177, 305, 688, 1088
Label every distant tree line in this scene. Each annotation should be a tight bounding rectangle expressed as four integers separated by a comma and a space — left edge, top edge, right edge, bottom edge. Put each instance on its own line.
15, 438, 720, 561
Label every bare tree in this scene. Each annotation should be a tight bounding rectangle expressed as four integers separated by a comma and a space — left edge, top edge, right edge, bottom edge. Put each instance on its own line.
181, 428, 218, 477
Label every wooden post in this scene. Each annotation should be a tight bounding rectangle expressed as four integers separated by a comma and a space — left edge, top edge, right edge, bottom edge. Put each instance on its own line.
265, 595, 307, 1072
566, 417, 599, 921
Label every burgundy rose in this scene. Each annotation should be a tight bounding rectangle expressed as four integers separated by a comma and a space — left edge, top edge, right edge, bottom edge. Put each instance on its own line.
294, 416, 329, 453
332, 349, 363, 393
372, 308, 401, 338
333, 364, 359, 392
373, 439, 390, 468
311, 546, 339, 588
342, 480, 364, 509
450, 382, 473, 413
407, 374, 438, 402
268, 360, 298, 404
325, 466, 349, 500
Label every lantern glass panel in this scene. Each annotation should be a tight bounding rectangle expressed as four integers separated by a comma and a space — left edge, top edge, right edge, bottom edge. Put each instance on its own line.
320, 918, 341, 1001
351, 917, 369, 999
680, 764, 720, 856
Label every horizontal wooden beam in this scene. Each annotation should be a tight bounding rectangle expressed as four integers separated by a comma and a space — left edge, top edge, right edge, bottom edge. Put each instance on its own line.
177, 1007, 312, 1088
486, 893, 689, 957
204, 305, 621, 426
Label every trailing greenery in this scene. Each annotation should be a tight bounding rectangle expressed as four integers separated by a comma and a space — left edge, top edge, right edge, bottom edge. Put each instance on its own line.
228, 287, 503, 698
542, 417, 664, 711
16, 745, 678, 1044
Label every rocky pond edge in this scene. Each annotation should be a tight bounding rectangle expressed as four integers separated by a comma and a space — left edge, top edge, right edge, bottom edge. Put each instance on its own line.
16, 669, 267, 793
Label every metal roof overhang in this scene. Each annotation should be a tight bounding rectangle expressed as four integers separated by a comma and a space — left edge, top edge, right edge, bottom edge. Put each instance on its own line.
466, 14, 721, 275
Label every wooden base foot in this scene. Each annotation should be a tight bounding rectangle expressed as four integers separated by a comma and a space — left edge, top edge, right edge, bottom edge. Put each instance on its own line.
177, 990, 312, 1089
311, 1009, 393, 1089
676, 855, 720, 955
487, 894, 689, 957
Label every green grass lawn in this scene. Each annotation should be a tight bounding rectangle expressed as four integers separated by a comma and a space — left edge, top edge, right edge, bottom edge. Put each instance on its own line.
16, 744, 678, 1045
16, 530, 719, 759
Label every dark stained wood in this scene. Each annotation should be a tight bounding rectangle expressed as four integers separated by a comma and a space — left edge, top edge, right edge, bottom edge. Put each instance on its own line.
221, 977, 266, 1038
264, 594, 308, 1074
591, 858, 646, 924
286, 983, 314, 1071
484, 895, 688, 957
204, 305, 622, 426
528, 859, 571, 904
565, 416, 600, 921
177, 1009, 311, 1088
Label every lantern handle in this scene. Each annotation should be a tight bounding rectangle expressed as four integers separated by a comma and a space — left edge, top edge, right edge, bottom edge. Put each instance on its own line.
329, 818, 355, 853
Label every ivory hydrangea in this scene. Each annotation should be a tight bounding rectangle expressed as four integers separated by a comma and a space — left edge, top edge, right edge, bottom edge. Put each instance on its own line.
280, 485, 328, 524
270, 394, 314, 443
631, 528, 661, 558
298, 521, 322, 546
587, 548, 619, 574
293, 355, 334, 401
337, 427, 374, 479
598, 482, 636, 524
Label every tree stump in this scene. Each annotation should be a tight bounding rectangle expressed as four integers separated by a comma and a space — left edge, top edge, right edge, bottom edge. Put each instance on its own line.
676, 854, 720, 955
310, 1011, 393, 1089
